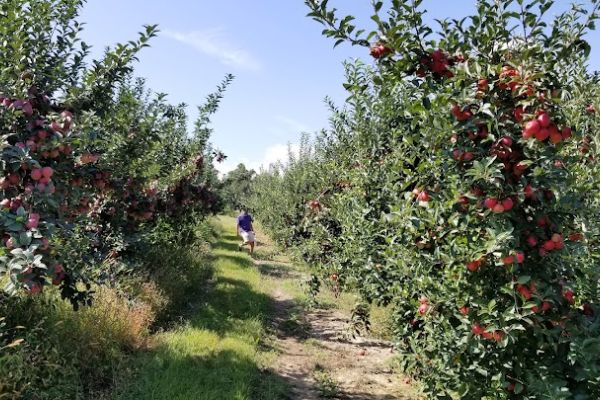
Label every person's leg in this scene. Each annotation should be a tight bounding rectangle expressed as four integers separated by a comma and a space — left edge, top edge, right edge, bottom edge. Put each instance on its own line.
249, 241, 255, 255
239, 231, 249, 250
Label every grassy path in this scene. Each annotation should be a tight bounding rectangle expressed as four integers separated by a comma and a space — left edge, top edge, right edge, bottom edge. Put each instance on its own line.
114, 216, 288, 400
114, 216, 418, 400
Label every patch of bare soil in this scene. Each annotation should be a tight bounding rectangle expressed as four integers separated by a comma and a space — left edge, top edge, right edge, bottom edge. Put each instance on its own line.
257, 260, 418, 400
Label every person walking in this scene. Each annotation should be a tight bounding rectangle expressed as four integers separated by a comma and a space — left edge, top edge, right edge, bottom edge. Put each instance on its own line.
237, 209, 256, 255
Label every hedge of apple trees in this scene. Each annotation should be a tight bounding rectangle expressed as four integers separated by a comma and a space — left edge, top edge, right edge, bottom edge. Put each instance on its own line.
246, 0, 600, 398
0, 0, 227, 305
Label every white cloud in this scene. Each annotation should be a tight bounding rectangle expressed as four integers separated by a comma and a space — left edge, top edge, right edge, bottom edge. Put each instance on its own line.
258, 143, 300, 171
163, 28, 261, 71
274, 116, 311, 134
214, 143, 300, 177
268, 115, 313, 139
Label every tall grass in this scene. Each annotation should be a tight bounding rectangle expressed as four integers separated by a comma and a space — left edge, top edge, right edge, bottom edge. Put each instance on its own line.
0, 219, 216, 399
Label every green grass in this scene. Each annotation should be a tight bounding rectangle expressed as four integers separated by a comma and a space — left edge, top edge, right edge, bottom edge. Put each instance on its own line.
113, 216, 288, 400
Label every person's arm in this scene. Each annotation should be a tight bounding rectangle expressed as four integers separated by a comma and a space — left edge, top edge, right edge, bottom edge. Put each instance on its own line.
249, 216, 254, 232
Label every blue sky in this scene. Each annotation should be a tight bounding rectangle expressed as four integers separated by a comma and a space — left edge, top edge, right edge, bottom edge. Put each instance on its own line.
79, 1, 600, 175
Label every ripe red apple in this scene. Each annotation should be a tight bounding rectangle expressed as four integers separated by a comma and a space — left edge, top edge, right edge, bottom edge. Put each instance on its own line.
523, 185, 535, 199
492, 204, 505, 213
561, 127, 572, 139
501, 198, 514, 211
500, 136, 513, 147
586, 104, 596, 113
459, 305, 470, 315
526, 235, 538, 247
467, 260, 481, 272
418, 303, 429, 315
502, 255, 514, 265
542, 301, 552, 312
463, 151, 474, 161
569, 232, 584, 241
471, 323, 484, 335
515, 251, 525, 263
513, 106, 524, 122
369, 43, 392, 59
535, 128, 550, 141
543, 240, 556, 251
330, 273, 338, 281
26, 213, 40, 230
484, 197, 497, 209
517, 284, 532, 300
523, 120, 540, 138
537, 112, 551, 128
417, 191, 430, 202
30, 169, 42, 181
563, 290, 575, 304
477, 79, 489, 92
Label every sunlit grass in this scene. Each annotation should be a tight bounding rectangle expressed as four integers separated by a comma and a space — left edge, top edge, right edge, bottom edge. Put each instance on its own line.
113, 216, 288, 400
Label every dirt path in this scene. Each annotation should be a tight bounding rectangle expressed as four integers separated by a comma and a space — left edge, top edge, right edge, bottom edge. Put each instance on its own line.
255, 258, 418, 400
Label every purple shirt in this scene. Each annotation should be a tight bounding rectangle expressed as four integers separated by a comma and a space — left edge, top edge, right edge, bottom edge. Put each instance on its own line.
237, 213, 253, 232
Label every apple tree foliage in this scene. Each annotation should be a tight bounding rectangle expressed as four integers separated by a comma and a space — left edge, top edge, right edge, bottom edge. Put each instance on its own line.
246, 0, 600, 398
0, 0, 228, 306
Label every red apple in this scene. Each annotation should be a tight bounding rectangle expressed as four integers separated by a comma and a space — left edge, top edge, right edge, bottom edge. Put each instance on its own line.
515, 251, 525, 263
537, 112, 551, 128
501, 198, 514, 211
492, 204, 505, 213
500, 136, 513, 147
543, 240, 556, 251
542, 301, 552, 312
535, 128, 550, 141
523, 120, 540, 138
417, 191, 430, 202
513, 106, 524, 122
467, 259, 481, 272
30, 169, 42, 181
477, 79, 489, 92
563, 290, 575, 304
524, 185, 535, 199
484, 197, 498, 209
471, 323, 484, 335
